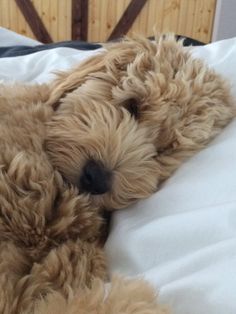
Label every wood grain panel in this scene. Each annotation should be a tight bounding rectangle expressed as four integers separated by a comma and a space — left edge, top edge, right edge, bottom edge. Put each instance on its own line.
40, 0, 51, 40
108, 0, 148, 40
162, 0, 180, 33
127, 0, 149, 36
1, 0, 10, 30
0, 0, 216, 43
15, 0, 52, 42
49, 0, 58, 41
88, 0, 100, 40
192, 0, 216, 43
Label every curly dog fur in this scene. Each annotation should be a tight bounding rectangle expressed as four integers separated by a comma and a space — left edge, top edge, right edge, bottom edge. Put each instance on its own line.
0, 35, 234, 313
47, 34, 234, 182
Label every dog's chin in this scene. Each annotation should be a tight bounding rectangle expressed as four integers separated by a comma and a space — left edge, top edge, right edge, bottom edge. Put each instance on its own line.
85, 191, 148, 211
76, 190, 112, 210
75, 188, 131, 211
85, 193, 107, 209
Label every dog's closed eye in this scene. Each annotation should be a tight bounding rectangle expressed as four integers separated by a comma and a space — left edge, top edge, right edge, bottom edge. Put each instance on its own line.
123, 98, 140, 119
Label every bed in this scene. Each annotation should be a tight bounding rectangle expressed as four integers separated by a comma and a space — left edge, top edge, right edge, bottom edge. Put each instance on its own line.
0, 27, 236, 314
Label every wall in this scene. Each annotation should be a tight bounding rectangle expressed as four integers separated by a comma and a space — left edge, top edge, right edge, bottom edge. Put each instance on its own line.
212, 0, 236, 41
0, 0, 216, 43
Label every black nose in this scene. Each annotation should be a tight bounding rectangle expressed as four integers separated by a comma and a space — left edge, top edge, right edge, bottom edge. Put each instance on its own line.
79, 160, 112, 195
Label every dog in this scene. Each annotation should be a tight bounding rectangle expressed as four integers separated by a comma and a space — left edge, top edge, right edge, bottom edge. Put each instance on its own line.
0, 84, 164, 313
0, 34, 234, 313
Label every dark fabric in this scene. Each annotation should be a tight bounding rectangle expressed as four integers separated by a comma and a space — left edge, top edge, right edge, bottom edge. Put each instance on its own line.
176, 35, 205, 46
0, 40, 102, 58
0, 35, 204, 58
148, 35, 205, 46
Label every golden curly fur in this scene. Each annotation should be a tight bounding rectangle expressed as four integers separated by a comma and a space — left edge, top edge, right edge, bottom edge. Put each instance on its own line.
34, 277, 168, 314
47, 34, 234, 182
0, 83, 159, 313
0, 34, 234, 313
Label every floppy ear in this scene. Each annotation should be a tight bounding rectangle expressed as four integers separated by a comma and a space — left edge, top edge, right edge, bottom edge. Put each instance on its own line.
46, 36, 153, 111
0, 83, 50, 104
46, 53, 107, 110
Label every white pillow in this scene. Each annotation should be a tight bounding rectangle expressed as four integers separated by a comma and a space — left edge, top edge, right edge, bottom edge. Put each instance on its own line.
105, 38, 236, 314
0, 27, 103, 83
0, 27, 40, 46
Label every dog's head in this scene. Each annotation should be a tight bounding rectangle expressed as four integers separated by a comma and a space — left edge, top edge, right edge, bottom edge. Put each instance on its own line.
46, 34, 234, 190
45, 94, 158, 210
46, 35, 210, 153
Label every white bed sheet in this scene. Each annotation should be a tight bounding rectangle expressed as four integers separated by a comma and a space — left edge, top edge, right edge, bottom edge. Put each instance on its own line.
0, 27, 103, 83
106, 39, 236, 314
0, 28, 236, 314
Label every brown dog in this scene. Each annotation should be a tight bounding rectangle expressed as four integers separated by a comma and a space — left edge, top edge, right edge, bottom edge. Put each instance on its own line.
0, 34, 234, 313
0, 84, 163, 313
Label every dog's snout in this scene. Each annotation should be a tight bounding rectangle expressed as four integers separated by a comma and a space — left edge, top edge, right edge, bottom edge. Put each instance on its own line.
79, 160, 111, 195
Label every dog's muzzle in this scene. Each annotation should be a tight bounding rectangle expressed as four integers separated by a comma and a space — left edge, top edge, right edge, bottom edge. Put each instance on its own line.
79, 159, 112, 195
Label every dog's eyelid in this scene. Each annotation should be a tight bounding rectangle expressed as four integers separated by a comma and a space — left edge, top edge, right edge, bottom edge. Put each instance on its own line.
124, 98, 140, 119
52, 100, 61, 111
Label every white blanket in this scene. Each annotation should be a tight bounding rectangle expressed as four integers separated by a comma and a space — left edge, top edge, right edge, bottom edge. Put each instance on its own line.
0, 28, 236, 314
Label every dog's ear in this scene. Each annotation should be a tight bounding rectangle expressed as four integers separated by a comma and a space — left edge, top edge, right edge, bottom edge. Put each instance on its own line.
46, 53, 106, 110
47, 37, 149, 111
0, 83, 50, 104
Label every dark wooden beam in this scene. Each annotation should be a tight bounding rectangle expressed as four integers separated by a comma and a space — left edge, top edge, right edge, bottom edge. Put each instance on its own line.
72, 0, 88, 41
15, 0, 53, 43
80, 0, 88, 41
108, 0, 148, 41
